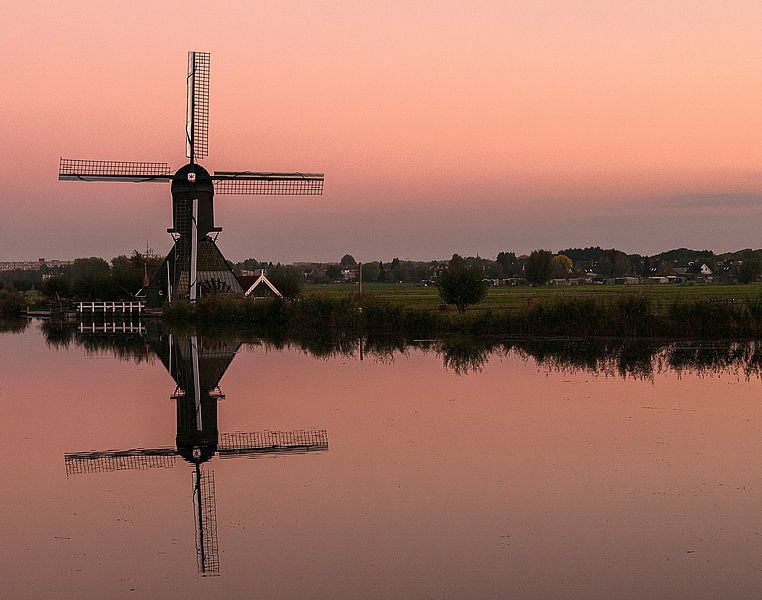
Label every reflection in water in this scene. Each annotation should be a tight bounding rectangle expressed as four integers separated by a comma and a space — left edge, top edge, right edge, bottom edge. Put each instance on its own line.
0, 318, 29, 334
42, 320, 762, 379
63, 325, 329, 576
3, 319, 761, 596
44, 323, 762, 575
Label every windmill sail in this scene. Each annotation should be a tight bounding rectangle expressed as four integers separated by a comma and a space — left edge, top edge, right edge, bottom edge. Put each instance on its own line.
193, 465, 220, 576
64, 447, 178, 476
59, 158, 172, 182
59, 49, 325, 308
212, 171, 324, 195
217, 430, 329, 457
186, 51, 210, 161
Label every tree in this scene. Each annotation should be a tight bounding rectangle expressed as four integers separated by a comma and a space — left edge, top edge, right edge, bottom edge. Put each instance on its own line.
642, 256, 652, 277
360, 261, 380, 282
485, 262, 505, 279
109, 250, 163, 298
525, 250, 553, 286
496, 251, 517, 276
656, 260, 674, 277
63, 257, 112, 298
340, 254, 357, 268
738, 258, 762, 284
436, 255, 487, 314
557, 246, 604, 263
598, 249, 631, 277
41, 275, 71, 298
239, 258, 264, 272
390, 257, 403, 282
551, 254, 573, 277
325, 264, 342, 281
268, 265, 304, 299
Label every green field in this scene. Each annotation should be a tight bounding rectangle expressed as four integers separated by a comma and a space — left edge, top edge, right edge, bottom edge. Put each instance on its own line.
304, 282, 762, 312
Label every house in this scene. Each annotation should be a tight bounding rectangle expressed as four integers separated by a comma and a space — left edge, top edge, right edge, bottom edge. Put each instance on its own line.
237, 272, 283, 298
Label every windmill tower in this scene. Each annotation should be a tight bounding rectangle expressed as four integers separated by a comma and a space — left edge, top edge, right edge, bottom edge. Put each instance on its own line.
59, 51, 324, 306
64, 329, 329, 575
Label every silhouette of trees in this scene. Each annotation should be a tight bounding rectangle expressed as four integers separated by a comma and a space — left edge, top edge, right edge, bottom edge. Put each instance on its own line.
526, 250, 553, 285
436, 254, 487, 314
552, 254, 573, 277
268, 265, 304, 298
360, 261, 380, 282
325, 264, 342, 281
0, 290, 25, 317
598, 249, 631, 277
496, 251, 519, 276
738, 258, 762, 283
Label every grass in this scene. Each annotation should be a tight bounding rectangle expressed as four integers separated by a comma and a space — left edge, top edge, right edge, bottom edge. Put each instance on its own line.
162, 287, 762, 339
304, 281, 762, 312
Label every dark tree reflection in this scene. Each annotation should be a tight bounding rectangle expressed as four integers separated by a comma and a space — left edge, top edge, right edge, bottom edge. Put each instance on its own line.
0, 319, 29, 334
37, 320, 762, 379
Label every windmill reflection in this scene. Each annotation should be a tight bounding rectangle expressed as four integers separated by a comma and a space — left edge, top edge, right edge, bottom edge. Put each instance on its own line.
64, 326, 328, 576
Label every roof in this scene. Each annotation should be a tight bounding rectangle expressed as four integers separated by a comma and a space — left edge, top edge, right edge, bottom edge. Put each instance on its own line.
238, 272, 283, 298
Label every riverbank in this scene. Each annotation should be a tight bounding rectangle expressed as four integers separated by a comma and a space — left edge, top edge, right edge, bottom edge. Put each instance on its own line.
161, 293, 762, 338
0, 291, 25, 318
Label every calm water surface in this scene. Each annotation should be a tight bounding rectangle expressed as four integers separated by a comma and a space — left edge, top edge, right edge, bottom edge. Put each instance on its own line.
2, 321, 762, 599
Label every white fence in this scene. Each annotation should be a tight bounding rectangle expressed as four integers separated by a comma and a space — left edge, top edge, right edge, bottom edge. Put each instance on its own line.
77, 322, 146, 334
76, 301, 145, 315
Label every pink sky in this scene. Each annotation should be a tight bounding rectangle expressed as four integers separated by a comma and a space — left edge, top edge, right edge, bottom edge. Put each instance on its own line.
3, 1, 762, 262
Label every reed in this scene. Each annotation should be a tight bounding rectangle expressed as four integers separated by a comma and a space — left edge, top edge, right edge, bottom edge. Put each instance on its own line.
0, 290, 25, 318
161, 293, 762, 339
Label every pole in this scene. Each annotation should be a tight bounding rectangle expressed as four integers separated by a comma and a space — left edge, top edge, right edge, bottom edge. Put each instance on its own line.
167, 260, 172, 303
191, 335, 202, 431
358, 262, 363, 297
187, 52, 196, 164
189, 197, 198, 302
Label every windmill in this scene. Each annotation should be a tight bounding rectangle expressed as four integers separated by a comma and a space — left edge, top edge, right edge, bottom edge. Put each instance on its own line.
64, 328, 329, 576
59, 51, 324, 306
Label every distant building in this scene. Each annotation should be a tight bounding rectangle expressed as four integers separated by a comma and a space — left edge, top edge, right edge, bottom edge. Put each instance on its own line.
0, 258, 73, 272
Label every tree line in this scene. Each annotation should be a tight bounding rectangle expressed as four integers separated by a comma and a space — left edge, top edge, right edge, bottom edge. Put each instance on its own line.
3, 244, 762, 305
0, 251, 162, 300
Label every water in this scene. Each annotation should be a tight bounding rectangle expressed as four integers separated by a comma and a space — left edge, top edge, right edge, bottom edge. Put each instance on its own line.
2, 320, 762, 599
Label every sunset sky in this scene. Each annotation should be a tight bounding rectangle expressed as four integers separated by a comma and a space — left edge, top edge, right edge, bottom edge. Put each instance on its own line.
3, 1, 762, 262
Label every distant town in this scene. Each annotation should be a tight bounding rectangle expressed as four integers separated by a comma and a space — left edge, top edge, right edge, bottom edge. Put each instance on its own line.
0, 258, 73, 273
1, 246, 761, 298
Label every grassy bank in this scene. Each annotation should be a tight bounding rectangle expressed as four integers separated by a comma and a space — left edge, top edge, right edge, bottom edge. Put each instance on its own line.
303, 281, 762, 311
162, 292, 762, 339
0, 291, 25, 318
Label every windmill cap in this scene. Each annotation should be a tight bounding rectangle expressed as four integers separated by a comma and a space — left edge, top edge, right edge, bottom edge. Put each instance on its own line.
172, 163, 213, 193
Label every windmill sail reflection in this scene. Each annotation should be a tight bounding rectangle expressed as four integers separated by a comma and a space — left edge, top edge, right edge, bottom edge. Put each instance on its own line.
64, 325, 329, 576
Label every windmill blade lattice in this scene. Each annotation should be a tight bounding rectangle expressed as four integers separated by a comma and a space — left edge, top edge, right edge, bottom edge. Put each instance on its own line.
59, 158, 172, 182
193, 466, 220, 576
217, 430, 329, 457
65, 447, 178, 476
186, 51, 210, 161
212, 172, 324, 195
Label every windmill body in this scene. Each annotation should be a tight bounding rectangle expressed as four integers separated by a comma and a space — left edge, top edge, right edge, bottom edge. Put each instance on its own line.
59, 51, 324, 307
